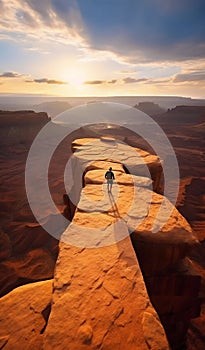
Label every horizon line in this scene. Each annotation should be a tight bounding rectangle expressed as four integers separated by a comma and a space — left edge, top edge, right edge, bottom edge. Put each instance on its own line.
0, 93, 204, 100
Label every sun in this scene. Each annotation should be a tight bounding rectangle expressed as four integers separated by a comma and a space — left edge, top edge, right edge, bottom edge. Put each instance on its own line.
69, 72, 85, 87
62, 68, 86, 88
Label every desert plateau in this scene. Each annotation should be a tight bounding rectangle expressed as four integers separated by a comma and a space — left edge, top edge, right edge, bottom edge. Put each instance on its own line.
0, 98, 204, 350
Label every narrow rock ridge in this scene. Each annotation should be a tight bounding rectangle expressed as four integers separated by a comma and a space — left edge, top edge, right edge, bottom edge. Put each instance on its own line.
43, 137, 199, 349
0, 137, 199, 349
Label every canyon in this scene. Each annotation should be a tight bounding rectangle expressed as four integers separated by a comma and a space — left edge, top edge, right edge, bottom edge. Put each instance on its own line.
0, 105, 204, 349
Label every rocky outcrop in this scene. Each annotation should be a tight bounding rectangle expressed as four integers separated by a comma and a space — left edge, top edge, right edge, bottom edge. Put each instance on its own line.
151, 107, 205, 347
44, 239, 169, 350
0, 280, 53, 349
0, 110, 49, 146
72, 137, 162, 193
0, 107, 203, 349
155, 106, 205, 125
42, 137, 199, 349
33, 101, 71, 118
135, 102, 166, 116
0, 111, 59, 297
42, 138, 170, 349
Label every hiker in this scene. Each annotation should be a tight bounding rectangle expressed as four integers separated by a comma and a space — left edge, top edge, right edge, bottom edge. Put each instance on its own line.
105, 167, 115, 192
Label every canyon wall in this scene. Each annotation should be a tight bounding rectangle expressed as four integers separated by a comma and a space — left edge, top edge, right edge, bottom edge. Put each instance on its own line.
0, 111, 59, 297
48, 137, 199, 350
0, 109, 204, 349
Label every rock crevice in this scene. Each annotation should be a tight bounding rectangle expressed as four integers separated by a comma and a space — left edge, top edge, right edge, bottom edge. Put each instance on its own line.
0, 136, 201, 350
42, 137, 199, 349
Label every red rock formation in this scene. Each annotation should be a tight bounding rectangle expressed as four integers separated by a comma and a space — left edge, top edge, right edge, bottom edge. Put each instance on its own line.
42, 138, 199, 349
0, 107, 204, 349
146, 107, 205, 348
156, 105, 205, 124
135, 101, 166, 116
0, 280, 53, 349
0, 110, 49, 146
0, 111, 59, 297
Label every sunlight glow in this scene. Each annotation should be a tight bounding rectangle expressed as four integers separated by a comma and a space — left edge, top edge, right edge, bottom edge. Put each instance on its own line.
62, 68, 86, 88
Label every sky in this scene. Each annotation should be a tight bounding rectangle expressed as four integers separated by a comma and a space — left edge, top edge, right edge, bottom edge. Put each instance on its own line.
0, 0, 205, 97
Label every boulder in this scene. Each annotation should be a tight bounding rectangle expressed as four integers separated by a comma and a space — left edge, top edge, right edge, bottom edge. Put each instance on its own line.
44, 238, 169, 350
0, 280, 53, 350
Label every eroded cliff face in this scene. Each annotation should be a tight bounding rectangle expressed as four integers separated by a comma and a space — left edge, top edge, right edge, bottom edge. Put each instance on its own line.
0, 111, 59, 297
0, 111, 203, 349
0, 110, 49, 146
41, 137, 171, 350
54, 137, 200, 350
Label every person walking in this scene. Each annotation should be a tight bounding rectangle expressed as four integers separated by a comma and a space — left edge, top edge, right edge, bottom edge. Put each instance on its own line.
105, 167, 115, 192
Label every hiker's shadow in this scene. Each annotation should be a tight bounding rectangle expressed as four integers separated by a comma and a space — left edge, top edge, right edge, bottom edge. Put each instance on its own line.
107, 191, 121, 220
107, 188, 137, 267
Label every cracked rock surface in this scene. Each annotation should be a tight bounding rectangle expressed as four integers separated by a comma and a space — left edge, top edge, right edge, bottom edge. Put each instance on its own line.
0, 280, 53, 350
43, 138, 170, 349
43, 239, 169, 350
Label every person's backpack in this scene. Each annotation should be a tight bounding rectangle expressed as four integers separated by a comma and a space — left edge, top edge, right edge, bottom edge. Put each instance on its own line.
106, 171, 112, 179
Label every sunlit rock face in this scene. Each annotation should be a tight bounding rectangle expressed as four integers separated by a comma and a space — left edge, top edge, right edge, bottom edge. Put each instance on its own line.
43, 137, 199, 350
0, 280, 53, 349
43, 137, 170, 349
43, 241, 169, 350
72, 137, 162, 192
0, 105, 202, 350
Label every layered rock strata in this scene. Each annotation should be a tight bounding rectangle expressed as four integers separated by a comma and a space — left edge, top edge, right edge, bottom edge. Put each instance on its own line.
0, 136, 201, 350
43, 139, 169, 349
44, 137, 199, 349
0, 111, 58, 297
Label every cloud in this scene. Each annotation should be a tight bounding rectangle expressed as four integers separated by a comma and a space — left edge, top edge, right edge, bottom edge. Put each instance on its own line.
84, 79, 118, 85
27, 78, 67, 85
75, 0, 205, 63
119, 70, 136, 74
108, 79, 117, 84
84, 77, 148, 85
0, 71, 21, 78
0, 0, 205, 67
84, 80, 106, 85
0, 70, 67, 85
144, 78, 171, 85
123, 77, 147, 84
25, 47, 50, 54
173, 71, 205, 83
0, 0, 86, 48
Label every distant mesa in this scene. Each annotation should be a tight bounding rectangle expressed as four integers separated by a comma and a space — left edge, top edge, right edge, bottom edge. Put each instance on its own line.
0, 95, 205, 113
0, 110, 49, 146
33, 101, 71, 118
0, 107, 204, 349
156, 105, 205, 124
134, 101, 166, 116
